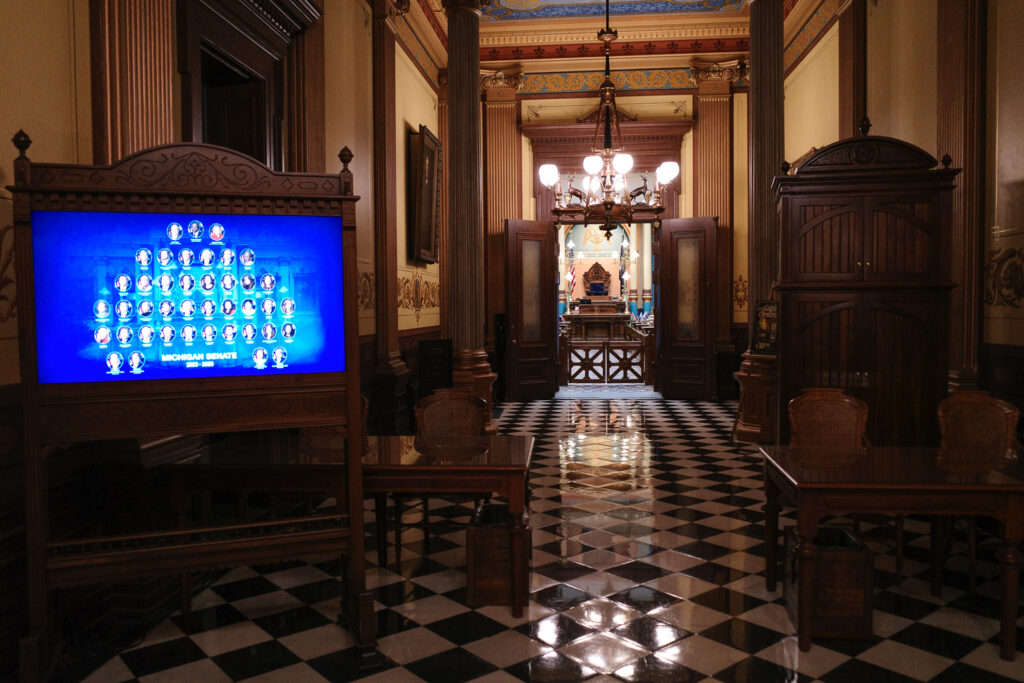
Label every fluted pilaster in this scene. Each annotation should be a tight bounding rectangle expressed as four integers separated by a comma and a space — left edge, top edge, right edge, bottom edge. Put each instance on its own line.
938, 0, 985, 389
693, 66, 735, 355
483, 72, 523, 349
372, 0, 411, 432
91, 0, 175, 164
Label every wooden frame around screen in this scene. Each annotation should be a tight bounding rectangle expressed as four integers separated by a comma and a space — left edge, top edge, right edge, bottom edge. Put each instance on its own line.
9, 136, 375, 677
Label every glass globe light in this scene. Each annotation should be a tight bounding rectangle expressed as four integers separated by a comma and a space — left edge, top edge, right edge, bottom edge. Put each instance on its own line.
656, 161, 680, 185
567, 239, 575, 249
539, 163, 559, 188
583, 155, 603, 176
622, 271, 630, 280
612, 153, 633, 174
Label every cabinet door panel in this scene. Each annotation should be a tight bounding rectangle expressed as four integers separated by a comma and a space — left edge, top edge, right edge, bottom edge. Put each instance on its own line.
861, 291, 947, 445
785, 198, 862, 282
864, 195, 941, 282
778, 293, 858, 442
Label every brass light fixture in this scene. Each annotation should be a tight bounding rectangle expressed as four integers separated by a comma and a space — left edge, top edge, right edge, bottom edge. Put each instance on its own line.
538, 0, 679, 238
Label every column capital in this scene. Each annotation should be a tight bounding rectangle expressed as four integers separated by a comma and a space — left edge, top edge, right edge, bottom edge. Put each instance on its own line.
443, 0, 490, 15
692, 60, 746, 95
481, 71, 522, 101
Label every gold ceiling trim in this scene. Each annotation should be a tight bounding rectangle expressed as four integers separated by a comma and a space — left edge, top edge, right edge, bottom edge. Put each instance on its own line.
480, 22, 749, 47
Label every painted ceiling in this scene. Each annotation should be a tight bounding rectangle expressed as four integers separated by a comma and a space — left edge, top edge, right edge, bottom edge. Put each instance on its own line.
480, 0, 747, 22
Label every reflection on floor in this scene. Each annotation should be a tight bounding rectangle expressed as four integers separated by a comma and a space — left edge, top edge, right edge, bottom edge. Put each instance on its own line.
81, 399, 1024, 682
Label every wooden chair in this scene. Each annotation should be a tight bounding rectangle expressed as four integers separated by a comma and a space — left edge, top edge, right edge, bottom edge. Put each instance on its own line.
385, 390, 489, 568
787, 389, 907, 579
788, 387, 870, 463
936, 391, 1021, 593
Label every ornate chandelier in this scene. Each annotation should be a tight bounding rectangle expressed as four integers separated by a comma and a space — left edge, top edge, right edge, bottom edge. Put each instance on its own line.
537, 0, 679, 238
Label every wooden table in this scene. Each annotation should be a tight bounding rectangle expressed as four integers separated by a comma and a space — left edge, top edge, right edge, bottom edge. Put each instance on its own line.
363, 435, 534, 616
760, 445, 1024, 660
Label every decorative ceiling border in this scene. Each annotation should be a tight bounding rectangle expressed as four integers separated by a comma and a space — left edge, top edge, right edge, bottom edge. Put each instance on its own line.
521, 69, 697, 95
482, 36, 749, 62
519, 67, 749, 95
481, 0, 746, 22
784, 0, 841, 73
480, 22, 749, 48
395, 11, 441, 90
416, 0, 447, 49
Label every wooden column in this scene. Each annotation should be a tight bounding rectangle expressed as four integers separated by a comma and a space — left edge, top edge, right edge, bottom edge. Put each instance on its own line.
693, 63, 740, 398
443, 0, 496, 425
90, 0, 175, 164
838, 0, 867, 139
372, 0, 411, 433
938, 0, 986, 390
482, 72, 523, 351
733, 0, 784, 443
438, 71, 450, 332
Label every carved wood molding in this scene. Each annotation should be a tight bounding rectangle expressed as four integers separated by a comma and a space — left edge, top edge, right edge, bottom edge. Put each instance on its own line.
18, 143, 343, 197
0, 224, 13, 323
787, 136, 941, 175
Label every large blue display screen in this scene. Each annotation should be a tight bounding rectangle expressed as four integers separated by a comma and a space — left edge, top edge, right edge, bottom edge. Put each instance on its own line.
32, 211, 345, 384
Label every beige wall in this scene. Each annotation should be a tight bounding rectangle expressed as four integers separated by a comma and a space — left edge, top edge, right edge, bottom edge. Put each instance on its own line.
784, 22, 839, 163
395, 48, 440, 330
325, 0, 375, 336
0, 0, 92, 386
866, 0, 937, 156
984, 0, 1024, 346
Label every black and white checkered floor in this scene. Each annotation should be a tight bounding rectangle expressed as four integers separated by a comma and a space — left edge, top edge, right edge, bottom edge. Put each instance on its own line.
81, 398, 1024, 682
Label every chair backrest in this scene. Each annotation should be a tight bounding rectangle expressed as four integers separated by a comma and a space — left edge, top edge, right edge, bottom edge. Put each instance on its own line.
937, 391, 1019, 472
414, 389, 489, 456
788, 387, 869, 451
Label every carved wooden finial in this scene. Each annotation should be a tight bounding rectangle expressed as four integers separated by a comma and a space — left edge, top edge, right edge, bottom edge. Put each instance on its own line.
858, 117, 872, 136
338, 147, 353, 172
941, 154, 953, 168
781, 161, 791, 174
12, 129, 31, 157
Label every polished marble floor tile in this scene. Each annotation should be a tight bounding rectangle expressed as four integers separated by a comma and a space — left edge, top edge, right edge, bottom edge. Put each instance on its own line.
72, 397, 1024, 682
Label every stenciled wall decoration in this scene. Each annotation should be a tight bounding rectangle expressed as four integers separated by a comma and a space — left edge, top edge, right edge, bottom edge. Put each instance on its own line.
985, 246, 1024, 309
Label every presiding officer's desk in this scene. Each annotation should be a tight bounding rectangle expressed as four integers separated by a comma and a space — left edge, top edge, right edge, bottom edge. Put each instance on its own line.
760, 444, 1024, 661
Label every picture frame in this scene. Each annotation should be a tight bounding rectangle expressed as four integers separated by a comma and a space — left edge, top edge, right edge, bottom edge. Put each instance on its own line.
752, 300, 779, 354
408, 124, 442, 263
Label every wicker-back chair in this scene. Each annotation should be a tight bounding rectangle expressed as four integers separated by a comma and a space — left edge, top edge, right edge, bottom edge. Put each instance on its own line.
788, 387, 870, 461
414, 389, 489, 457
787, 388, 908, 579
936, 391, 1021, 594
378, 390, 490, 569
937, 391, 1020, 473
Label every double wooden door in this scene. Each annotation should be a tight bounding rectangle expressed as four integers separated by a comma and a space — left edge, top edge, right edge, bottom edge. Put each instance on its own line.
504, 217, 718, 401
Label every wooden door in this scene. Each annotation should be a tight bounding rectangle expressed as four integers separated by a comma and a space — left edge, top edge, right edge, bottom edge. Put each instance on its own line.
657, 217, 717, 399
505, 219, 558, 401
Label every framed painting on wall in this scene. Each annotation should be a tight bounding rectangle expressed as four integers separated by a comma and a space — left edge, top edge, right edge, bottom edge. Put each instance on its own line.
408, 124, 442, 263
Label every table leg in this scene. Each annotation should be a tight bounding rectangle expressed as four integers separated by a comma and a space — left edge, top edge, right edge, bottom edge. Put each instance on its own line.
998, 535, 1021, 661
929, 516, 953, 597
508, 473, 527, 618
797, 514, 818, 652
375, 493, 387, 568
763, 467, 780, 592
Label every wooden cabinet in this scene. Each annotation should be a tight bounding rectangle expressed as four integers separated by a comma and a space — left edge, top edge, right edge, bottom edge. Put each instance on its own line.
775, 136, 958, 446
